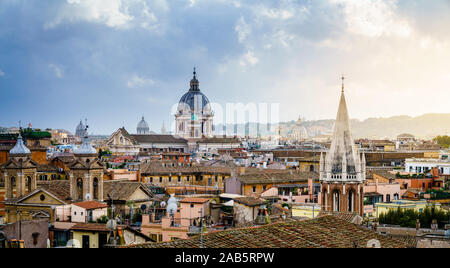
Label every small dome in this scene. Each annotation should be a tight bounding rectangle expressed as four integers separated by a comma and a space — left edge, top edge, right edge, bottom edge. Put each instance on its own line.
74, 140, 97, 155
137, 116, 150, 134
10, 134, 31, 155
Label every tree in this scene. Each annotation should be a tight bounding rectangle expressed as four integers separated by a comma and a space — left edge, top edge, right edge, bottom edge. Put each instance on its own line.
433, 135, 450, 148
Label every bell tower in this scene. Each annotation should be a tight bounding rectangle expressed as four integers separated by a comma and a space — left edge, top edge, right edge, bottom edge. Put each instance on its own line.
1, 134, 38, 199
68, 122, 104, 202
320, 77, 366, 216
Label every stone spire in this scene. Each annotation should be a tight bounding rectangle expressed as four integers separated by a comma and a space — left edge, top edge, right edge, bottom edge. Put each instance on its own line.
323, 77, 364, 182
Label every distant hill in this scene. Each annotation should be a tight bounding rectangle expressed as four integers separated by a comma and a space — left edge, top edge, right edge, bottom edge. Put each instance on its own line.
214, 113, 450, 140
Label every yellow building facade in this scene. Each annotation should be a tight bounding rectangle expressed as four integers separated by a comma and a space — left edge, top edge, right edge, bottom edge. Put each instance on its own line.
375, 200, 442, 218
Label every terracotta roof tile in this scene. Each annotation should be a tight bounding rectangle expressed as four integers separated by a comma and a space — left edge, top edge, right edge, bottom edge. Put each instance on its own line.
124, 216, 408, 248
180, 197, 210, 204
72, 201, 108, 210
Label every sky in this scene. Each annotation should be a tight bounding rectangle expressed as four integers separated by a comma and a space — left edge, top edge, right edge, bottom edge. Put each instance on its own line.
0, 0, 450, 135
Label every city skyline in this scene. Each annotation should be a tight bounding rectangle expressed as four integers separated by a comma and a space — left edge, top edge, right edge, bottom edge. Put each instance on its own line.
1, 0, 450, 134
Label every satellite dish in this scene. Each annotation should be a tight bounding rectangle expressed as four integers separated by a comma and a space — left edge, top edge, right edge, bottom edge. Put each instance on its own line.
160, 201, 167, 208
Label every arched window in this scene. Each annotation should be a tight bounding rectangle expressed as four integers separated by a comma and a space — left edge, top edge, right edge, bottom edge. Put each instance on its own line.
77, 178, 83, 201
10, 177, 16, 197
348, 191, 354, 212
27, 176, 32, 193
333, 190, 340, 212
93, 178, 99, 200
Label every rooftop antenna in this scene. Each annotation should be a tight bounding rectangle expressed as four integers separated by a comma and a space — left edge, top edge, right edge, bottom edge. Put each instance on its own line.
341, 74, 345, 93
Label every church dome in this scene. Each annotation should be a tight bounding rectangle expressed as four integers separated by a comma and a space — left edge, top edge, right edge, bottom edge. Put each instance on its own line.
10, 134, 31, 155
177, 69, 211, 113
75, 120, 86, 137
137, 116, 150, 134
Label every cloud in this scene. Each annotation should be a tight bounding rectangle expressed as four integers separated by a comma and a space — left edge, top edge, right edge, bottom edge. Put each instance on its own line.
44, 0, 162, 31
48, 64, 64, 79
235, 16, 251, 43
0, 70, 4, 77
239, 50, 259, 66
127, 74, 155, 88
329, 0, 412, 38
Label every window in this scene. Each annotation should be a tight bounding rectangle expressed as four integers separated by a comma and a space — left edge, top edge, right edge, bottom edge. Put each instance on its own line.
149, 177, 153, 183
178, 176, 181, 182
215, 176, 218, 182
74, 212, 77, 216
186, 176, 190, 182
263, 185, 267, 191
190, 204, 194, 208
386, 194, 391, 203
159, 177, 163, 183
252, 186, 256, 193
169, 176, 172, 182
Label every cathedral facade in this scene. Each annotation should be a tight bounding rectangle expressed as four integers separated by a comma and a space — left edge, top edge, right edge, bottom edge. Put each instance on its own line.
320, 78, 366, 216
174, 69, 214, 140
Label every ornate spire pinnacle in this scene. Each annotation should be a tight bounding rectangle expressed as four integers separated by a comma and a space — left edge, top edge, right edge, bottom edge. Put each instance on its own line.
190, 67, 200, 91
322, 76, 365, 183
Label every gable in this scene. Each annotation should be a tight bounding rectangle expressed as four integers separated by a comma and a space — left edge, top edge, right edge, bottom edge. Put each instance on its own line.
128, 187, 152, 201
19, 190, 65, 206
107, 129, 136, 146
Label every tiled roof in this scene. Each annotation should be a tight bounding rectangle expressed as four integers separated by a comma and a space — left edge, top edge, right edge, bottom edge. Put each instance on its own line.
103, 181, 153, 201
123, 216, 408, 248
37, 180, 72, 202
237, 171, 316, 185
70, 223, 110, 232
180, 197, 210, 204
130, 134, 187, 144
140, 162, 232, 176
37, 164, 59, 172
234, 197, 267, 207
197, 137, 241, 144
72, 201, 108, 210
372, 170, 397, 181
318, 211, 363, 224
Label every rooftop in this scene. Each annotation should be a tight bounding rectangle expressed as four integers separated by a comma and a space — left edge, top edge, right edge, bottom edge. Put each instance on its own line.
180, 197, 210, 204
234, 197, 267, 207
72, 201, 108, 210
123, 215, 408, 248
237, 171, 317, 185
